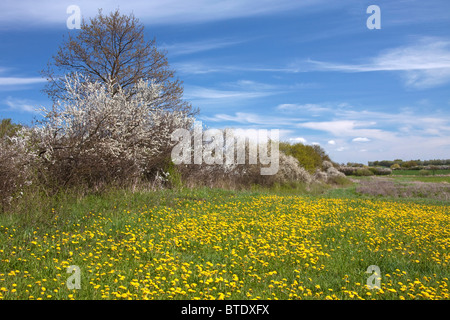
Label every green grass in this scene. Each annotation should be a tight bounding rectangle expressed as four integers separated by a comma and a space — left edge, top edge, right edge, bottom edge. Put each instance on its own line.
0, 184, 449, 300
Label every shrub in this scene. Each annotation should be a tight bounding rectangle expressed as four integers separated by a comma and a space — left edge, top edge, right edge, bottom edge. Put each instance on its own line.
279, 142, 326, 173
322, 160, 334, 170
314, 161, 346, 183
313, 169, 328, 182
0, 127, 37, 211
340, 166, 391, 176
368, 167, 392, 176
165, 160, 184, 189
35, 73, 193, 190
0, 118, 22, 139
327, 175, 352, 186
177, 145, 313, 190
419, 169, 431, 176
401, 160, 418, 168
355, 168, 374, 176
338, 166, 357, 176
273, 152, 312, 185
326, 166, 345, 177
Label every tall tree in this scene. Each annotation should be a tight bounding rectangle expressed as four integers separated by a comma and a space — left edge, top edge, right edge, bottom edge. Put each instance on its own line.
42, 8, 196, 115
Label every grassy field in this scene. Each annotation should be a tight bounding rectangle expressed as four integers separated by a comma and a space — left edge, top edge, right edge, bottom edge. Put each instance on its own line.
392, 169, 450, 176
390, 175, 450, 183
0, 180, 448, 300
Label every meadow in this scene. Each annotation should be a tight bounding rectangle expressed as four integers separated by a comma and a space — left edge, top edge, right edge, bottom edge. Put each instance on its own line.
392, 169, 450, 177
0, 181, 448, 300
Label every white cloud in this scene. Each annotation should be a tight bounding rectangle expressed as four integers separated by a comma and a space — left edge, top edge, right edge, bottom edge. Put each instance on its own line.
402, 68, 450, 89
195, 100, 450, 164
173, 61, 304, 75
224, 80, 279, 92
184, 86, 272, 101
183, 80, 283, 106
305, 37, 450, 89
202, 126, 292, 144
352, 137, 370, 142
298, 120, 355, 135
3, 96, 37, 113
162, 38, 246, 56
297, 120, 396, 142
277, 103, 330, 113
0, 0, 327, 27
289, 137, 307, 144
202, 112, 267, 124
201, 112, 304, 127
172, 62, 232, 75
0, 77, 46, 86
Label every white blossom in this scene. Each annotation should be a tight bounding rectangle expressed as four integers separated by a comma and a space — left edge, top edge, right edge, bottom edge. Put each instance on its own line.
35, 73, 194, 186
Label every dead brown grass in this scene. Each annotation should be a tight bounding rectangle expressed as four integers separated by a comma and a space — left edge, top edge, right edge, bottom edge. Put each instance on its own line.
355, 177, 450, 201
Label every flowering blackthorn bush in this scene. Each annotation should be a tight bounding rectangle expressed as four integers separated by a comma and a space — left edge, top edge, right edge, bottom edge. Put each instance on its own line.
35, 73, 193, 189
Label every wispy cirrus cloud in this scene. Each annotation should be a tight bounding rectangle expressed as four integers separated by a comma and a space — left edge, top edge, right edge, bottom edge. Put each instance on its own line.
297, 120, 394, 141
173, 61, 300, 75
0, 77, 46, 86
276, 103, 332, 114
0, 0, 328, 27
184, 86, 272, 101
352, 137, 370, 142
162, 38, 247, 56
0, 67, 46, 90
2, 96, 37, 113
172, 37, 450, 90
304, 37, 450, 89
201, 112, 305, 127
173, 62, 233, 75
184, 80, 283, 104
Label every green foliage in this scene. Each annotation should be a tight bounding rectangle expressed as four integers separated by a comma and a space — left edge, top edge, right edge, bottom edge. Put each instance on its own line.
340, 166, 391, 176
355, 168, 374, 176
368, 167, 392, 175
326, 175, 353, 186
346, 162, 364, 167
165, 160, 184, 189
0, 118, 22, 139
428, 165, 439, 175
419, 169, 431, 176
402, 160, 418, 168
279, 141, 327, 173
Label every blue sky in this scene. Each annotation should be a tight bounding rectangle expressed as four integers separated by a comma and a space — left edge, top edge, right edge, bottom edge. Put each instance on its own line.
1, 0, 449, 164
